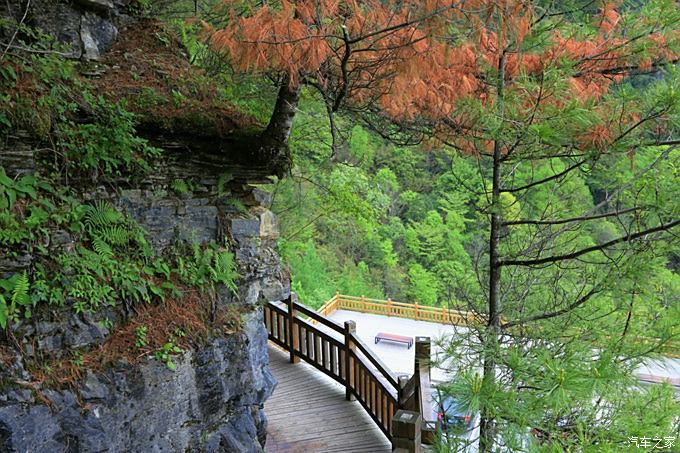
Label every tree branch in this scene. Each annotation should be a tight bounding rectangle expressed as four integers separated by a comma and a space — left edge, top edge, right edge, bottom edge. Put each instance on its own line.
501, 159, 588, 193
501, 287, 600, 329
332, 25, 352, 112
575, 58, 680, 78
503, 206, 641, 226
516, 144, 677, 257
346, 3, 461, 45
501, 220, 680, 267
1, 0, 30, 61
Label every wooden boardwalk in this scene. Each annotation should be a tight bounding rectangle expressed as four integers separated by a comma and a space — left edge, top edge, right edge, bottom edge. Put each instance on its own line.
265, 345, 392, 453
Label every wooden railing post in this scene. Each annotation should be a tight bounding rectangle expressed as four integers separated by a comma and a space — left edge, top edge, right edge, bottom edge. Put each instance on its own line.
391, 410, 422, 453
414, 302, 419, 320
387, 298, 392, 316
361, 295, 366, 312
415, 337, 431, 370
397, 375, 410, 410
344, 320, 356, 401
414, 336, 431, 416
287, 294, 300, 364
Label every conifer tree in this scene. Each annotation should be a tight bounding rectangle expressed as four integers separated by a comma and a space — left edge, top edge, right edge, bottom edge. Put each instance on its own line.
209, 1, 680, 450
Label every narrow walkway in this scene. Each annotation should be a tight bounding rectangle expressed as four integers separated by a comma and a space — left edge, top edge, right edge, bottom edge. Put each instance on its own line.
265, 345, 391, 453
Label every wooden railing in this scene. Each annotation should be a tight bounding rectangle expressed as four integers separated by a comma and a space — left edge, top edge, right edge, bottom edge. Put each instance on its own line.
265, 294, 433, 446
319, 292, 479, 326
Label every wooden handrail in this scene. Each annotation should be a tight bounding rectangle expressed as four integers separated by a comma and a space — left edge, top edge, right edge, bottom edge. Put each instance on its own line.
320, 293, 479, 327
284, 292, 677, 448
264, 294, 434, 445
350, 332, 399, 389
293, 299, 345, 334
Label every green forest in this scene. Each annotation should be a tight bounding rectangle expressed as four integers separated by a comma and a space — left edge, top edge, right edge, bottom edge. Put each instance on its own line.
195, 0, 680, 449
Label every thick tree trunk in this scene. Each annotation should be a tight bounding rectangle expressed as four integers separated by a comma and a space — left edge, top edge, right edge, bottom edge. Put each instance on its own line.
262, 74, 301, 150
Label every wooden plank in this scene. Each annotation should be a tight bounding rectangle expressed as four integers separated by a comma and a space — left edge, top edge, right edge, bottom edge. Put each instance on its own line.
268, 334, 287, 350
340, 349, 346, 383
264, 307, 271, 331
307, 329, 314, 361
331, 344, 338, 376
296, 316, 344, 348
266, 345, 390, 453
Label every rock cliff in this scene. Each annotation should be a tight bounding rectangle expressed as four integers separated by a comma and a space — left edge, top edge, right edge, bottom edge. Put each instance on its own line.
0, 1, 287, 452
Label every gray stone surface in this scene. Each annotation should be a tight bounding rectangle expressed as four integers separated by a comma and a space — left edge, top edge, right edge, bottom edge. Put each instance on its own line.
0, 172, 285, 452
0, 4, 287, 450
80, 11, 118, 60
0, 0, 121, 60
76, 0, 115, 12
117, 190, 219, 249
232, 218, 261, 238
0, 313, 276, 453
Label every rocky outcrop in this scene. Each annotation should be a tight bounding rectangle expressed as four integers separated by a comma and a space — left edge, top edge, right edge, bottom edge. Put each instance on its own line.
0, 142, 287, 452
0, 2, 290, 450
1, 0, 127, 60
0, 314, 276, 453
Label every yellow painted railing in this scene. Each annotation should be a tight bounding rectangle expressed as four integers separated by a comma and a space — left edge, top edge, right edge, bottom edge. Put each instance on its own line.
318, 293, 679, 358
318, 293, 480, 326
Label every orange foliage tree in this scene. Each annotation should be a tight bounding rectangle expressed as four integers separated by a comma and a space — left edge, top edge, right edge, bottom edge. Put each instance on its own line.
209, 1, 680, 451
209, 0, 678, 147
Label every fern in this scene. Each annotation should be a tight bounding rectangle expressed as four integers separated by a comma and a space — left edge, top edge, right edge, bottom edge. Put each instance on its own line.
170, 178, 190, 194
11, 272, 30, 307
83, 200, 148, 256
84, 200, 123, 230
0, 294, 7, 329
92, 236, 114, 258
100, 225, 131, 246
210, 250, 239, 294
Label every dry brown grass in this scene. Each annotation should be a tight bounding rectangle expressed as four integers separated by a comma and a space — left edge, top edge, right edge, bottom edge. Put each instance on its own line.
27, 290, 212, 392
90, 19, 260, 136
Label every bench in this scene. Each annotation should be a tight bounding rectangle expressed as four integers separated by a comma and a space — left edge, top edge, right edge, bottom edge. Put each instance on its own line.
636, 373, 680, 387
375, 332, 413, 349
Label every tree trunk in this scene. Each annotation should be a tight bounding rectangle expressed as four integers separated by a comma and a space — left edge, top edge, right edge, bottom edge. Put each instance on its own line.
480, 32, 506, 452
480, 137, 504, 453
262, 74, 301, 151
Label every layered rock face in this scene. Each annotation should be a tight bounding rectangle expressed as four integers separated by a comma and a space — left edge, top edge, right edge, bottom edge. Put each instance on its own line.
1, 331, 275, 452
0, 144, 286, 452
0, 3, 287, 450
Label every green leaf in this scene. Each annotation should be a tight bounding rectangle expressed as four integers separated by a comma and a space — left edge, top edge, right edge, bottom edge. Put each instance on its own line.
0, 295, 7, 329
5, 65, 17, 81
7, 189, 16, 208
11, 272, 30, 307
0, 169, 12, 187
0, 114, 11, 129
92, 237, 114, 258
149, 285, 165, 301
17, 175, 37, 198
